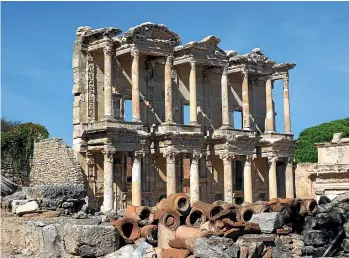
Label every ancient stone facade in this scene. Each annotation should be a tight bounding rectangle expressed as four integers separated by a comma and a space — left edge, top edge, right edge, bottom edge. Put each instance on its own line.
311, 133, 349, 200
30, 138, 84, 186
72, 22, 296, 211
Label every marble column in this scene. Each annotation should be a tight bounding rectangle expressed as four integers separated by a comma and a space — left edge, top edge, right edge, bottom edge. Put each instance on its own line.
132, 152, 142, 206
86, 151, 96, 208
243, 155, 253, 203
283, 75, 291, 133
166, 152, 177, 196
103, 42, 113, 120
189, 59, 198, 125
131, 49, 141, 122
164, 56, 174, 123
265, 76, 275, 132
222, 154, 233, 203
285, 157, 295, 198
221, 67, 230, 128
102, 146, 116, 211
268, 157, 278, 200
190, 152, 200, 204
242, 69, 251, 130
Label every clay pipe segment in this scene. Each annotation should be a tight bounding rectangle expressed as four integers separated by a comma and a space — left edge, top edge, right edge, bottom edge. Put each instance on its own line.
213, 200, 240, 211
162, 248, 191, 258
168, 238, 187, 249
151, 210, 166, 224
156, 193, 191, 216
238, 205, 255, 222
111, 218, 140, 243
185, 207, 207, 227
140, 225, 158, 245
159, 212, 181, 231
251, 204, 272, 214
303, 199, 318, 215
175, 225, 204, 241
124, 205, 151, 221
192, 200, 223, 220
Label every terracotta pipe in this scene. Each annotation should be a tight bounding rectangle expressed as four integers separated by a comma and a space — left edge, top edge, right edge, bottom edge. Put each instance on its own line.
163, 248, 190, 258
151, 210, 166, 224
185, 207, 207, 227
156, 193, 190, 216
303, 199, 318, 215
124, 205, 152, 221
175, 226, 203, 241
160, 212, 181, 231
269, 198, 304, 216
140, 225, 158, 245
168, 238, 187, 249
224, 227, 244, 238
213, 200, 240, 212
111, 218, 140, 243
244, 222, 261, 234
238, 206, 255, 222
209, 209, 235, 222
192, 200, 223, 219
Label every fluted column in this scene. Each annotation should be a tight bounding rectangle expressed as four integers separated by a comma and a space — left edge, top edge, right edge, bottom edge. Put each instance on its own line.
285, 157, 295, 198
103, 42, 113, 120
102, 146, 116, 211
164, 56, 174, 123
242, 69, 251, 130
166, 152, 177, 196
221, 154, 233, 203
243, 155, 253, 203
268, 157, 278, 200
132, 152, 143, 206
189, 59, 198, 125
283, 75, 291, 133
131, 49, 141, 122
221, 66, 230, 128
190, 152, 200, 204
265, 76, 275, 132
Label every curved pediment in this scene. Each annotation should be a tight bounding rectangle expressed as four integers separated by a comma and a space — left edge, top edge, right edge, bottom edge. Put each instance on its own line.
229, 48, 276, 66
122, 22, 181, 46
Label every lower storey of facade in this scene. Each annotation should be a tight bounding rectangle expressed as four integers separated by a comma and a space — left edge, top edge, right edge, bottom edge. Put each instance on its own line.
81, 149, 295, 211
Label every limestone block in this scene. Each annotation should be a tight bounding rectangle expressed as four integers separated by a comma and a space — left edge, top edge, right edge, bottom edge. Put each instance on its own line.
104, 245, 134, 258
342, 238, 349, 252
249, 212, 283, 233
16, 201, 39, 215
62, 223, 119, 256
11, 200, 29, 213
303, 230, 330, 246
193, 236, 240, 258
344, 222, 349, 238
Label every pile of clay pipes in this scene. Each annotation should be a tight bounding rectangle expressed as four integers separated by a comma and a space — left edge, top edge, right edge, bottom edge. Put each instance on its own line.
111, 193, 317, 258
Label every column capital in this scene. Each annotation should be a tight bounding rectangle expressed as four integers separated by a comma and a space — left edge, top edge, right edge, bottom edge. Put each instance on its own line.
219, 154, 234, 163
134, 151, 145, 160
165, 55, 174, 65
221, 65, 229, 75
268, 156, 278, 166
102, 146, 116, 162
103, 41, 113, 55
286, 157, 294, 165
190, 58, 196, 70
164, 151, 177, 162
242, 155, 253, 163
131, 48, 140, 60
191, 150, 202, 161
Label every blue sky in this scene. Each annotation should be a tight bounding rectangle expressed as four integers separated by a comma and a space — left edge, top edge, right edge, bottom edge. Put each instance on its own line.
2, 1, 348, 146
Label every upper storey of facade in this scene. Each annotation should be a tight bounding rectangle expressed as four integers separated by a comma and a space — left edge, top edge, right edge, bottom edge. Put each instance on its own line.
72, 22, 296, 153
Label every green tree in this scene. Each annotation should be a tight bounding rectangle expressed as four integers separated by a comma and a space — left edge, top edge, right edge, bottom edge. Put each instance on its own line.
295, 118, 349, 163
1, 120, 49, 182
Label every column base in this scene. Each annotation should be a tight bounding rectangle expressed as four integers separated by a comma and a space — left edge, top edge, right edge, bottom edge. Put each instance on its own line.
162, 120, 176, 125
220, 125, 233, 130
189, 121, 199, 126
285, 131, 293, 135
243, 127, 252, 131
103, 115, 115, 121
132, 118, 142, 123
265, 130, 276, 134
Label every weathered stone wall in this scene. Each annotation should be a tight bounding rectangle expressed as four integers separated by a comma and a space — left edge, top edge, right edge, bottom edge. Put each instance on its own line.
294, 162, 316, 199
30, 138, 84, 186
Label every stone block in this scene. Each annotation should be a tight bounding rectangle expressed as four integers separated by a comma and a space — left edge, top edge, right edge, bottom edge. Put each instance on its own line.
301, 246, 326, 257
303, 230, 330, 246
105, 245, 134, 258
11, 200, 29, 213
16, 201, 39, 215
2, 191, 26, 204
249, 212, 283, 233
62, 223, 119, 257
193, 236, 240, 258
315, 212, 343, 226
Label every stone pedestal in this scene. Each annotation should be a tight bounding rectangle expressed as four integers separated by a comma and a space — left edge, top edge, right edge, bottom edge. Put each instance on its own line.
132, 153, 142, 206
268, 157, 278, 200
190, 153, 200, 204
243, 156, 253, 203
131, 49, 141, 122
